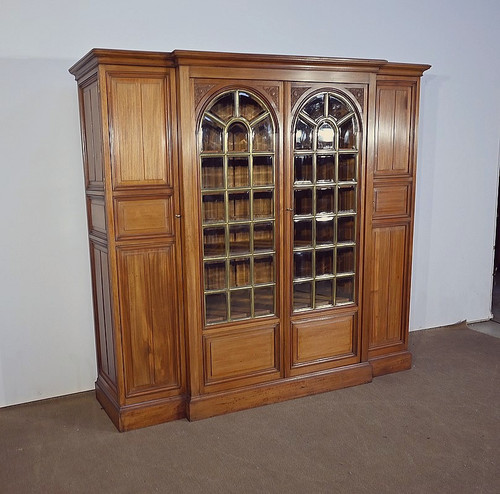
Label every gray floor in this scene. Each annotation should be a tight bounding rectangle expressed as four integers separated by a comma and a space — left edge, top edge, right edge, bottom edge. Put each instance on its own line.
469, 271, 500, 338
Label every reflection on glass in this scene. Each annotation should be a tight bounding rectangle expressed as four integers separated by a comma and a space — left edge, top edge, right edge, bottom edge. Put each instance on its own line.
228, 192, 250, 220
317, 122, 335, 150
328, 95, 350, 120
295, 119, 313, 150
254, 222, 274, 252
338, 186, 356, 213
229, 224, 250, 254
206, 293, 227, 324
337, 216, 355, 243
316, 250, 334, 276
210, 93, 234, 122
294, 220, 312, 247
316, 218, 334, 245
337, 247, 355, 274
254, 190, 273, 219
230, 258, 250, 287
253, 156, 273, 185
303, 94, 324, 120
228, 157, 249, 187
240, 92, 265, 121
338, 155, 356, 182
317, 155, 335, 182
294, 251, 312, 279
317, 188, 335, 214
339, 118, 356, 149
294, 189, 313, 215
231, 289, 252, 319
202, 194, 225, 223
201, 116, 223, 152
316, 279, 333, 307
336, 277, 354, 304
253, 116, 273, 152
294, 155, 313, 183
228, 122, 248, 152
204, 262, 226, 290
254, 286, 274, 316
254, 256, 274, 284
293, 282, 312, 310
203, 227, 225, 257
201, 157, 224, 189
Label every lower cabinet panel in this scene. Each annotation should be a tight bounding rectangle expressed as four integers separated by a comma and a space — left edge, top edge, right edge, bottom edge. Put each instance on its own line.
203, 324, 280, 388
290, 312, 359, 375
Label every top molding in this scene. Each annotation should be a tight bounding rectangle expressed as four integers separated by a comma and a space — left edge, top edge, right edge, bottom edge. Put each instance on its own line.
69, 48, 431, 80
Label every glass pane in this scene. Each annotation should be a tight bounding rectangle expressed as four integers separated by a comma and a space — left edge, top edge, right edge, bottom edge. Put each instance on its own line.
201, 115, 223, 153
228, 157, 249, 187
317, 122, 335, 150
303, 94, 325, 120
202, 194, 225, 223
316, 279, 333, 307
316, 249, 334, 276
339, 118, 356, 149
254, 256, 274, 284
201, 157, 224, 189
317, 187, 335, 214
336, 277, 354, 304
228, 192, 250, 221
253, 156, 273, 185
230, 258, 250, 287
253, 190, 273, 219
328, 95, 350, 121
338, 216, 355, 243
254, 222, 274, 252
229, 224, 250, 254
293, 282, 312, 310
338, 155, 356, 182
239, 92, 265, 121
295, 119, 313, 150
228, 122, 249, 152
337, 247, 355, 274
210, 93, 235, 122
339, 186, 356, 213
204, 261, 226, 290
231, 289, 251, 319
294, 189, 313, 215
252, 116, 273, 152
206, 293, 227, 324
254, 286, 274, 316
294, 155, 313, 183
294, 251, 312, 279
203, 227, 225, 257
317, 155, 335, 183
316, 217, 334, 245
294, 220, 312, 247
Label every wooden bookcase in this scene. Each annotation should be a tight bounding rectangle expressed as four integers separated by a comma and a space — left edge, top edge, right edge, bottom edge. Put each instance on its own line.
69, 50, 429, 431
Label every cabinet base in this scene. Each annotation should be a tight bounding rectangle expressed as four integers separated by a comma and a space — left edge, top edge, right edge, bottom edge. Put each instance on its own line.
188, 362, 373, 421
369, 351, 412, 377
96, 382, 187, 432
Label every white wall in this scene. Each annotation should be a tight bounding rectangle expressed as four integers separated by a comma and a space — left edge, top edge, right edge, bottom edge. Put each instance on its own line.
1, 0, 499, 407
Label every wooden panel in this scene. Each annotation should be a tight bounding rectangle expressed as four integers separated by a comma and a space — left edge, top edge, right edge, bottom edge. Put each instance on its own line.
115, 197, 173, 239
89, 196, 106, 235
91, 244, 116, 385
109, 76, 169, 187
376, 85, 412, 175
82, 82, 104, 186
204, 326, 278, 382
118, 246, 181, 395
368, 225, 407, 349
292, 314, 355, 366
373, 184, 410, 218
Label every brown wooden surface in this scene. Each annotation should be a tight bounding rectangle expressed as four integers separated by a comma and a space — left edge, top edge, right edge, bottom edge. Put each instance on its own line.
71, 49, 428, 431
